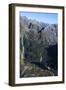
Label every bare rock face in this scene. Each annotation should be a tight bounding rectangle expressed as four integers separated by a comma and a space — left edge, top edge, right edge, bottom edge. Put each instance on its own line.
20, 16, 58, 46
42, 25, 57, 45
20, 16, 58, 77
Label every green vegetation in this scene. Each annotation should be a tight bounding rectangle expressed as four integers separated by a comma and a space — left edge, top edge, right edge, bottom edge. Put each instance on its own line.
20, 16, 58, 77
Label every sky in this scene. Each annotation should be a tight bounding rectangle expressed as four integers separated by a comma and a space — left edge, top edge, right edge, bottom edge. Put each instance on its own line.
20, 12, 58, 24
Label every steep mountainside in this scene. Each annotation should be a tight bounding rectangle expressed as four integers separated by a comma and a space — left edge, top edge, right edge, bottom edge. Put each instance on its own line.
20, 16, 58, 77
20, 16, 58, 45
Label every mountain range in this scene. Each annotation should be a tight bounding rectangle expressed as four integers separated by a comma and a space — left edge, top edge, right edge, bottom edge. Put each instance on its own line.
20, 16, 58, 77
20, 16, 58, 45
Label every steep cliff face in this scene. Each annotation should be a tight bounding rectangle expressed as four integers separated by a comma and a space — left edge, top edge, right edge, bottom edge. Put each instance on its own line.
20, 16, 58, 77
20, 16, 58, 46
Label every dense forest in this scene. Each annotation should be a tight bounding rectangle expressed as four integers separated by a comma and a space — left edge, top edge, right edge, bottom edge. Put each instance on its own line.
20, 16, 58, 77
